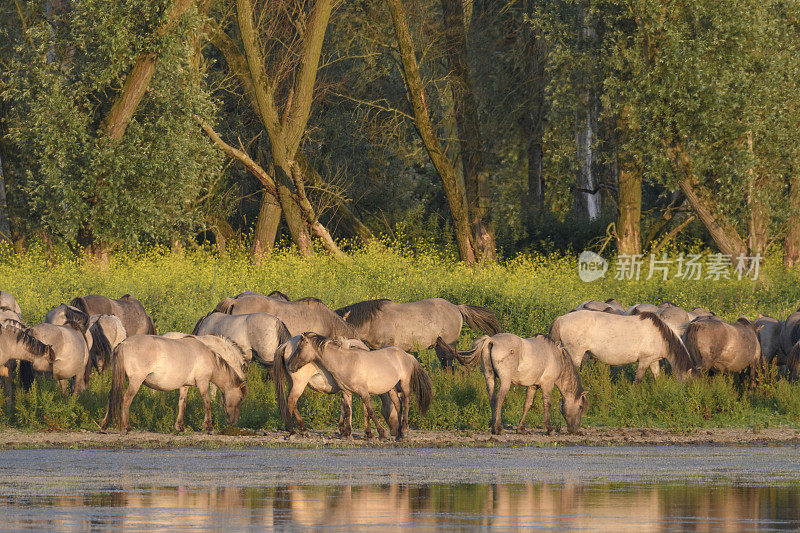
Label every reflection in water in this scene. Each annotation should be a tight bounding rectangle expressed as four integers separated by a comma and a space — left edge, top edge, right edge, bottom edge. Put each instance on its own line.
2, 446, 800, 530
2, 481, 800, 530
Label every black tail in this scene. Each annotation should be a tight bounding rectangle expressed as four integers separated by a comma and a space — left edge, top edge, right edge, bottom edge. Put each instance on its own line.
272, 343, 291, 430
88, 319, 113, 372
458, 305, 501, 335
410, 359, 432, 415
19, 360, 34, 391
276, 320, 291, 348
104, 344, 126, 430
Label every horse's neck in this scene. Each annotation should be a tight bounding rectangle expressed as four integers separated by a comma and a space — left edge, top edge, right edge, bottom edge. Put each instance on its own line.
209, 364, 237, 392
554, 358, 580, 400
316, 346, 351, 382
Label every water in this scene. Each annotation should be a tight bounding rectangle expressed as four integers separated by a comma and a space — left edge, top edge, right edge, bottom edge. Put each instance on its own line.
1, 445, 800, 531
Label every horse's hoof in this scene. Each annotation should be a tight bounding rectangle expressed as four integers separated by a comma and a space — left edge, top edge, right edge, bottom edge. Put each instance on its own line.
544, 427, 553, 435
491, 428, 503, 436
516, 427, 529, 435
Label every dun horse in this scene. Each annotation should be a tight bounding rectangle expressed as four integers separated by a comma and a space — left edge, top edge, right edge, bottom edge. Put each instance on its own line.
334, 298, 500, 369
684, 317, 762, 378
273, 335, 402, 437
450, 334, 588, 435
214, 292, 357, 339
279, 333, 432, 440
28, 321, 91, 395
101, 334, 247, 433
192, 311, 291, 367
70, 294, 156, 336
549, 310, 693, 382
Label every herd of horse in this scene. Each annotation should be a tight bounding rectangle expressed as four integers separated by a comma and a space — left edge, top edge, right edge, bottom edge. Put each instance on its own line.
0, 289, 793, 439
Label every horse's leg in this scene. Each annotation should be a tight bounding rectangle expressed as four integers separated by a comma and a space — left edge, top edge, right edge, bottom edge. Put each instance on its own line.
649, 360, 661, 379
516, 386, 538, 435
120, 379, 144, 433
59, 379, 69, 395
491, 381, 511, 435
398, 381, 411, 440
287, 387, 307, 436
361, 393, 387, 440
198, 383, 215, 433
174, 386, 189, 432
362, 398, 373, 439
542, 388, 553, 434
634, 361, 649, 383
379, 391, 400, 437
340, 392, 353, 438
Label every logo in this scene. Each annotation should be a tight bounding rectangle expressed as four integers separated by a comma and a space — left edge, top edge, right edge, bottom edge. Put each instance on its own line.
578, 251, 608, 282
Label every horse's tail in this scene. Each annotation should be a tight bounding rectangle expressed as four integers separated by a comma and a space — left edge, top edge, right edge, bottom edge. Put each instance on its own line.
88, 318, 113, 372
145, 314, 157, 335
272, 344, 291, 430
214, 297, 236, 315
19, 361, 34, 391
433, 337, 457, 368
453, 335, 493, 367
458, 305, 501, 336
105, 343, 127, 429
276, 320, 291, 349
788, 343, 800, 381
682, 319, 703, 370
410, 359, 432, 416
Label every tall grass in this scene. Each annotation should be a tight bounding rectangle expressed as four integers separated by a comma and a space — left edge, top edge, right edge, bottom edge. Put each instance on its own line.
1, 240, 799, 432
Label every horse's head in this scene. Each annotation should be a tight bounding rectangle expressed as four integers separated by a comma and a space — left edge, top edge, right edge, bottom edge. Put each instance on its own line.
221, 381, 248, 425
287, 332, 326, 373
560, 390, 589, 434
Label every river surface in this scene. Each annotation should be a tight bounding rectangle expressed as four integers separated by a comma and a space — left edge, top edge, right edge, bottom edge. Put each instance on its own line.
1, 445, 799, 531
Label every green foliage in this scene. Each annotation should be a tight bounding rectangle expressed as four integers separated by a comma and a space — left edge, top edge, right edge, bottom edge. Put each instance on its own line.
1, 0, 222, 246
0, 244, 799, 432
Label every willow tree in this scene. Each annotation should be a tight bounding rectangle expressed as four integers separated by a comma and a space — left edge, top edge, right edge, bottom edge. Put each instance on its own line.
202, 0, 346, 259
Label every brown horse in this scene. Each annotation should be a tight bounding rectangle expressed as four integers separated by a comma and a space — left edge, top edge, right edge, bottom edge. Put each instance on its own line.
334, 298, 500, 369
684, 317, 761, 378
70, 294, 156, 336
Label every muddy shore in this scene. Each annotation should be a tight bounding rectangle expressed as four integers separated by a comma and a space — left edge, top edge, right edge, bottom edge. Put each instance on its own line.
1, 426, 799, 449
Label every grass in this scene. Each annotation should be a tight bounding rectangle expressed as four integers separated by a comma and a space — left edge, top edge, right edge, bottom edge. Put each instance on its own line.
0, 238, 799, 433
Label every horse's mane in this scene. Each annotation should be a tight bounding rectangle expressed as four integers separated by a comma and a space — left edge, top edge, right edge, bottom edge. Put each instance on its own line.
268, 290, 291, 301
296, 296, 324, 304
58, 305, 90, 333
68, 296, 88, 315
303, 332, 329, 353
120, 294, 132, 301
550, 336, 583, 396
637, 312, 693, 373
1, 324, 54, 362
191, 311, 214, 335
209, 336, 247, 384
604, 298, 622, 305
334, 299, 392, 327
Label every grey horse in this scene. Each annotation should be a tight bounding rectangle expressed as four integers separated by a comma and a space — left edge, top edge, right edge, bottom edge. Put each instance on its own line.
755, 314, 784, 366
0, 291, 22, 317
273, 335, 402, 437
684, 317, 761, 378
70, 294, 156, 336
549, 310, 693, 382
334, 298, 501, 369
451, 334, 588, 435
101, 334, 248, 433
281, 333, 432, 440
28, 322, 90, 395
191, 311, 291, 367
214, 292, 357, 339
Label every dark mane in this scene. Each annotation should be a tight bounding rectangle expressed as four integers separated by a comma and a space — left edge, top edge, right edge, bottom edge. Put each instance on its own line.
637, 312, 693, 373
736, 317, 757, 332
268, 290, 291, 301
1, 324, 54, 362
296, 296, 324, 304
212, 351, 245, 386
68, 296, 88, 314
334, 299, 392, 327
303, 332, 329, 353
119, 294, 132, 300
551, 337, 583, 396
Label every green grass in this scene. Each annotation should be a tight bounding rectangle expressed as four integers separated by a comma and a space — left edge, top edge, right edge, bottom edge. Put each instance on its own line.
0, 239, 799, 433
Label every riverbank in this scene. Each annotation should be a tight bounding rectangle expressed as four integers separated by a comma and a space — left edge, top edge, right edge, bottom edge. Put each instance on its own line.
2, 426, 799, 449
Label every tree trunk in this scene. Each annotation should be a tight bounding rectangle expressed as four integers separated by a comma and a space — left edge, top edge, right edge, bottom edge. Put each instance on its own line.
440, 0, 495, 260
385, 0, 476, 264
669, 144, 747, 258
785, 177, 800, 267
0, 134, 13, 242
747, 132, 768, 256
616, 160, 642, 255
251, 190, 281, 257
101, 0, 195, 142
573, 12, 600, 222
523, 0, 547, 233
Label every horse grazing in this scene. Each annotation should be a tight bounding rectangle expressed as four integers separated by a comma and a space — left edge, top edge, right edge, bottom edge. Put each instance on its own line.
279, 333, 432, 440
213, 292, 357, 339
101, 334, 247, 433
755, 314, 784, 366
334, 298, 501, 368
451, 334, 588, 434
192, 311, 291, 367
273, 336, 402, 437
656, 305, 693, 337
684, 317, 762, 378
27, 322, 91, 394
70, 294, 156, 336
549, 310, 693, 382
